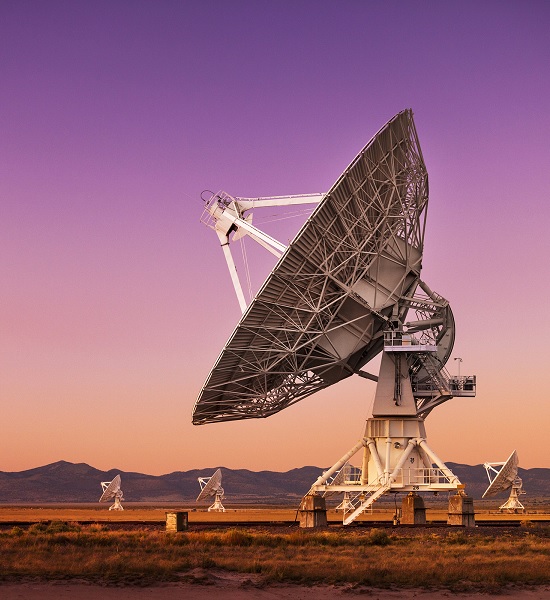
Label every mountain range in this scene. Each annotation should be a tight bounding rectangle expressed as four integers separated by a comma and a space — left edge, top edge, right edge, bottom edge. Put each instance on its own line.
0, 460, 548, 504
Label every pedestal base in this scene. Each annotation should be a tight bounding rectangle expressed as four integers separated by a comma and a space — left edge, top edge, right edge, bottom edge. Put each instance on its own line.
401, 493, 426, 524
448, 493, 475, 527
298, 495, 328, 528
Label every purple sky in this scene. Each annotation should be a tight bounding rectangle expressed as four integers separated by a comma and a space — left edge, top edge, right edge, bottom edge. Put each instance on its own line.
2, 1, 550, 475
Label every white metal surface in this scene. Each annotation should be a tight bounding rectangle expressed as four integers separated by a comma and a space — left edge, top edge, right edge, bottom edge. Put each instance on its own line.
99, 475, 124, 511
197, 468, 226, 512
498, 486, 525, 512
483, 450, 519, 497
482, 450, 525, 512
194, 109, 476, 523
308, 395, 463, 524
194, 110, 471, 425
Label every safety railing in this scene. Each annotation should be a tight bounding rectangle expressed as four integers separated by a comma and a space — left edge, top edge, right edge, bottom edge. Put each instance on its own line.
383, 330, 436, 352
390, 467, 456, 486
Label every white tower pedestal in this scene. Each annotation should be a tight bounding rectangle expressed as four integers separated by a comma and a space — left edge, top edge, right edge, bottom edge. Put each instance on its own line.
304, 350, 470, 525
208, 491, 226, 512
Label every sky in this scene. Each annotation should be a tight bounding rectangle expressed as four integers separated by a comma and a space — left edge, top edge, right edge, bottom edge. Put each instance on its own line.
2, 0, 550, 476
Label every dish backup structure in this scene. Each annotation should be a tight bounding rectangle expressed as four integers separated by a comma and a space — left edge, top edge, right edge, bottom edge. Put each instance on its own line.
194, 110, 477, 526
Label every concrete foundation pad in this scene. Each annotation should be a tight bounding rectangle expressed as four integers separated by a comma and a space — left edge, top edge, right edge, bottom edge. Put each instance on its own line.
401, 493, 426, 525
298, 496, 328, 528
448, 493, 475, 527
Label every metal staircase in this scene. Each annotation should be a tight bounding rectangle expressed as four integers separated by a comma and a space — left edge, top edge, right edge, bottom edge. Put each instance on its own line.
412, 352, 476, 418
412, 353, 453, 417
343, 482, 391, 525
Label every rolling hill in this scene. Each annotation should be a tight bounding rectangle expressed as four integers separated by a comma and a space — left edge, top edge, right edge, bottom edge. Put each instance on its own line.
0, 460, 548, 504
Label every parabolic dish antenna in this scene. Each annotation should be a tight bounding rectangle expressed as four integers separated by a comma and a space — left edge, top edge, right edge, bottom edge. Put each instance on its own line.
99, 474, 124, 511
196, 468, 226, 512
194, 109, 474, 425
195, 109, 476, 524
483, 450, 525, 512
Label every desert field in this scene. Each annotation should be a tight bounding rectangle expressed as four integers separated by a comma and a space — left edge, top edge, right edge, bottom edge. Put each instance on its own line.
1, 504, 550, 599
1, 503, 549, 525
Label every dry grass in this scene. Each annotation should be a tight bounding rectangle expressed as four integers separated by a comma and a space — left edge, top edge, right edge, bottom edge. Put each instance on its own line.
1, 523, 549, 590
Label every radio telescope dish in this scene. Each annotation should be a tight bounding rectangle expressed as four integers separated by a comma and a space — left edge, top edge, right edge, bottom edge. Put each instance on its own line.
195, 109, 476, 524
194, 109, 474, 425
99, 474, 124, 511
197, 468, 226, 512
483, 450, 525, 512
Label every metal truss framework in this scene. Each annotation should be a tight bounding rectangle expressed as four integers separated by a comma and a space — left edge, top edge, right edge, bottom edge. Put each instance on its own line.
194, 110, 449, 425
309, 417, 462, 525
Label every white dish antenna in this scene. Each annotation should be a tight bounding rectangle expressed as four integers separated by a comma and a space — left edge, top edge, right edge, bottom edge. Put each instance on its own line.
195, 109, 477, 524
197, 468, 226, 512
99, 474, 124, 510
483, 450, 525, 512
194, 109, 475, 426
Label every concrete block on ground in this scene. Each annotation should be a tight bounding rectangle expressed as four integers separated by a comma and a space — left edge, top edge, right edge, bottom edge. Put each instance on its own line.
166, 511, 188, 532
298, 495, 328, 528
448, 493, 475, 527
401, 493, 426, 525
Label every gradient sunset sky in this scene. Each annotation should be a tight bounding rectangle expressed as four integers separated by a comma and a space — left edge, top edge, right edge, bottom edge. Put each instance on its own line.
2, 1, 549, 476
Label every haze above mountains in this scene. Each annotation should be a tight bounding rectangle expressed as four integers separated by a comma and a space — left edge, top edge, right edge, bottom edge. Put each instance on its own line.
1, 461, 549, 504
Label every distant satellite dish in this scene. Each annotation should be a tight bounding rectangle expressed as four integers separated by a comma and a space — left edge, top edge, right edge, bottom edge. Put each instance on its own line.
197, 468, 226, 512
483, 450, 525, 512
99, 474, 124, 511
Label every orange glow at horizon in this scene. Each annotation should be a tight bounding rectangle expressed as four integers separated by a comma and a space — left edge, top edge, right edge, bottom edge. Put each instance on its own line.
2, 2, 550, 477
